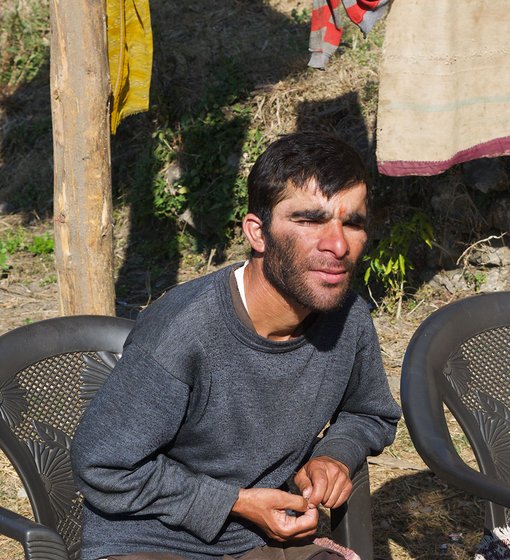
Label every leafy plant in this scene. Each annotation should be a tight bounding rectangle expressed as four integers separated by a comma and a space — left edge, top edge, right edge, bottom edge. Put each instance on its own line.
3, 227, 25, 253
0, 227, 25, 271
363, 212, 434, 317
463, 269, 486, 292
0, 0, 50, 86
290, 8, 310, 25
27, 233, 54, 255
0, 227, 54, 272
40, 273, 57, 287
0, 243, 8, 272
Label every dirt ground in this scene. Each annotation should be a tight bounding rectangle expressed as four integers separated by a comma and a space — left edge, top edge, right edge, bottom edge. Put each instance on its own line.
0, 0, 506, 558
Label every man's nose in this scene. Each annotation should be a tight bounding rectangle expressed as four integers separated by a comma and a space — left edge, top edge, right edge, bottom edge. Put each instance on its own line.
317, 221, 349, 258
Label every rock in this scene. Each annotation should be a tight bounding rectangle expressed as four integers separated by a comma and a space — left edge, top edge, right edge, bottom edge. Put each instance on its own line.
427, 269, 470, 294
479, 267, 510, 292
178, 208, 214, 236
462, 158, 508, 194
488, 196, 510, 232
468, 244, 510, 267
178, 208, 200, 231
0, 201, 15, 214
164, 162, 183, 195
427, 262, 510, 293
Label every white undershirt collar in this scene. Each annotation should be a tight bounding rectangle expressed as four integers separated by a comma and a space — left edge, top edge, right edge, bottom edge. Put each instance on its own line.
234, 260, 249, 312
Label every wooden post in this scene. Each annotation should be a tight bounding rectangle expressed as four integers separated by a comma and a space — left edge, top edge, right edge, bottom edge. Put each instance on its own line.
50, 0, 115, 316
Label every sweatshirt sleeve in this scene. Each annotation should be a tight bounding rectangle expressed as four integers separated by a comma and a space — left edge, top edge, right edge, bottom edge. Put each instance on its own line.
311, 312, 401, 475
71, 341, 240, 543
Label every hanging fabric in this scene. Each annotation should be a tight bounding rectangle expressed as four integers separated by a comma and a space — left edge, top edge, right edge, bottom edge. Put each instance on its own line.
106, 0, 153, 134
309, 0, 389, 70
377, 0, 510, 176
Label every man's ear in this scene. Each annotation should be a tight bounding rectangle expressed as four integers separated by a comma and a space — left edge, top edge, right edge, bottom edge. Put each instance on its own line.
242, 213, 265, 254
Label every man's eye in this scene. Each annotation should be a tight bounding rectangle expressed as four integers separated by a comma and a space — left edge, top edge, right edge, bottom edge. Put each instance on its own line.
345, 222, 365, 230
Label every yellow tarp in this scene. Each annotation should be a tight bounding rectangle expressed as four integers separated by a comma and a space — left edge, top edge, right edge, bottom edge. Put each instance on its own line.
106, 0, 153, 134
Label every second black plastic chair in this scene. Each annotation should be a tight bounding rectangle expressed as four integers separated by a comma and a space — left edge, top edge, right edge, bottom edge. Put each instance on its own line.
401, 291, 510, 531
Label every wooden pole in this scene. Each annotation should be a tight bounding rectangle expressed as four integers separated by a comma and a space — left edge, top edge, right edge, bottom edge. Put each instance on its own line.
50, 0, 115, 316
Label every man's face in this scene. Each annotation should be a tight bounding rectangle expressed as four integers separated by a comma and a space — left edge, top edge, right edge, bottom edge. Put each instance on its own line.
262, 181, 368, 313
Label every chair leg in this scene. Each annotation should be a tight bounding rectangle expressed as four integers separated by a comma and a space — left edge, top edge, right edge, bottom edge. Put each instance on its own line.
331, 461, 373, 560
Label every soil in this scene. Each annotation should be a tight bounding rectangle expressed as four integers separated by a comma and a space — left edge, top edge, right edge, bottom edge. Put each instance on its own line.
1, 0, 509, 558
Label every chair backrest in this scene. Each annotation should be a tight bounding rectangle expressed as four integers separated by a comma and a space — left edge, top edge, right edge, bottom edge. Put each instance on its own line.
0, 316, 134, 560
401, 292, 510, 530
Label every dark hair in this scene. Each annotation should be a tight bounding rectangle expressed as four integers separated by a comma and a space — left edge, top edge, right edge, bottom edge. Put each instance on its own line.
247, 132, 368, 228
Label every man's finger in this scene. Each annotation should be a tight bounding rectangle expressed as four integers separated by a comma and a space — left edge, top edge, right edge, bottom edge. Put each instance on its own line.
319, 469, 343, 508
289, 507, 319, 538
274, 506, 319, 540
324, 477, 352, 509
281, 491, 310, 513
307, 467, 329, 506
293, 468, 313, 500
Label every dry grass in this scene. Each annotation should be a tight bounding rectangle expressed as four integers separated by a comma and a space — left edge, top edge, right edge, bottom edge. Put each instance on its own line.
0, 215, 59, 334
0, 450, 32, 559
369, 413, 484, 560
0, 1, 493, 559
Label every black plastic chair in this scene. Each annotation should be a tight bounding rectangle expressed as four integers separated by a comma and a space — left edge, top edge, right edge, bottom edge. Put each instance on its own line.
0, 315, 134, 560
401, 291, 510, 532
0, 315, 373, 560
331, 461, 373, 560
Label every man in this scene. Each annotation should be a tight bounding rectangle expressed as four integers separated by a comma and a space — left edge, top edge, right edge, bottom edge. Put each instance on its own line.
72, 132, 401, 560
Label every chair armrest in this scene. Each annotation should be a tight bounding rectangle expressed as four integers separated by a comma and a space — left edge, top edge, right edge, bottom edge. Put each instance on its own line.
0, 506, 69, 560
415, 439, 510, 508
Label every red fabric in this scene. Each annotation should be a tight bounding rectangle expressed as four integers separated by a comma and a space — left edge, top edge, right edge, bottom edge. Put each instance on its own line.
310, 3, 343, 49
311, 0, 383, 47
309, 0, 387, 68
344, 2, 382, 25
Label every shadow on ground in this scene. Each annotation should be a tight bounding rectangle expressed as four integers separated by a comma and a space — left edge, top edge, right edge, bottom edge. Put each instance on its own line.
0, 0, 312, 316
113, 0, 313, 313
371, 470, 484, 559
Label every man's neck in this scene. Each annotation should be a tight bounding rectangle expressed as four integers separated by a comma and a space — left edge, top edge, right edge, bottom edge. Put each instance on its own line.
243, 258, 310, 341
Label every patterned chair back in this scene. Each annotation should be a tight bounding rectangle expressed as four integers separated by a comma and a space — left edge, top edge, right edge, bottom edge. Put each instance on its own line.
402, 292, 510, 530
0, 316, 134, 560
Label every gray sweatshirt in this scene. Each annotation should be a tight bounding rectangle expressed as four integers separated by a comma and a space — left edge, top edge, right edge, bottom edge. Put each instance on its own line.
72, 264, 400, 560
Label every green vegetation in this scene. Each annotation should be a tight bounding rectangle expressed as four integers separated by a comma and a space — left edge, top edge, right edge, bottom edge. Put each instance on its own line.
0, 228, 54, 272
463, 269, 487, 292
27, 232, 54, 255
151, 114, 265, 237
363, 212, 435, 316
0, 0, 49, 85
290, 8, 310, 25
119, 60, 270, 261
0, 227, 25, 271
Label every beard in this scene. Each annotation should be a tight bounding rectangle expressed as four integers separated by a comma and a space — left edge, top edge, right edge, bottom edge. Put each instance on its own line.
262, 228, 358, 313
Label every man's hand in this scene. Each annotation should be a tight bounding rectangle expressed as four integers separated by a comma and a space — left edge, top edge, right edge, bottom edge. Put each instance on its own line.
231, 487, 319, 542
294, 456, 352, 509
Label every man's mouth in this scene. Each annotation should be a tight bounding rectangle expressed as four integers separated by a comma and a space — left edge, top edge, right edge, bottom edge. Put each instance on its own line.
312, 268, 349, 284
